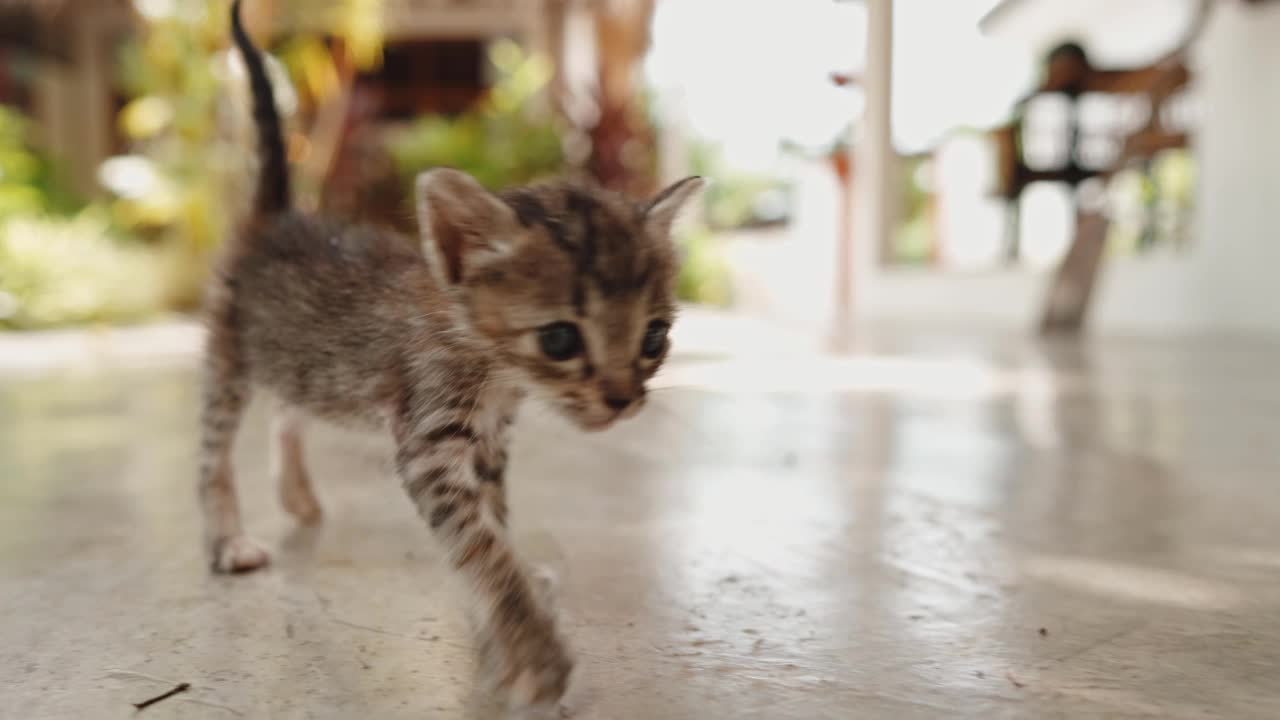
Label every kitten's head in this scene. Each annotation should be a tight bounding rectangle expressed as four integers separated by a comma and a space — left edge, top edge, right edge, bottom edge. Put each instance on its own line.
416, 169, 703, 431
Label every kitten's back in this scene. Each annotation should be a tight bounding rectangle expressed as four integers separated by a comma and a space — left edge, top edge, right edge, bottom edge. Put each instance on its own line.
227, 213, 442, 422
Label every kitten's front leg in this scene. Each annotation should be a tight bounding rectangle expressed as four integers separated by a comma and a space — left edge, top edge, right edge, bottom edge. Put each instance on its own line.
395, 417, 572, 711
474, 413, 513, 527
475, 418, 562, 612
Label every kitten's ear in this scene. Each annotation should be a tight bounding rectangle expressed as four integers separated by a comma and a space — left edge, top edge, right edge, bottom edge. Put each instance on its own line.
644, 176, 706, 237
415, 168, 517, 286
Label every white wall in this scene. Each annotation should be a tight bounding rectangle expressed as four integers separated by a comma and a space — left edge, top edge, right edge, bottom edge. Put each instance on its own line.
855, 1, 1280, 338
1181, 1, 1280, 336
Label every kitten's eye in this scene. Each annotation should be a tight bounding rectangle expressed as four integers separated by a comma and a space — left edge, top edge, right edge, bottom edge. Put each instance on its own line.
641, 320, 669, 359
538, 322, 583, 361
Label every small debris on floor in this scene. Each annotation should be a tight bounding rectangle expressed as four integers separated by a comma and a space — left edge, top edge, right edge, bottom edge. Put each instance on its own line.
1038, 627, 1048, 637
908, 614, 925, 621
132, 682, 190, 711
1005, 672, 1026, 689
975, 671, 985, 679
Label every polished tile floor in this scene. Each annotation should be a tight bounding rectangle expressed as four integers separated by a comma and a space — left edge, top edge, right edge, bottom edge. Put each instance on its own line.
3, 322, 1280, 719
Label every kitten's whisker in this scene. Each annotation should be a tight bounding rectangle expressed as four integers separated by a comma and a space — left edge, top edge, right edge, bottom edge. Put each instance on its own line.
638, 398, 711, 438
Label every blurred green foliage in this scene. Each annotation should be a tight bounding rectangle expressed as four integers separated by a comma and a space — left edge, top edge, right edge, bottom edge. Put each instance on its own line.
0, 101, 166, 330
667, 137, 807, 309
2, 0, 244, 328
1107, 148, 1196, 253
689, 140, 788, 231
0, 106, 79, 221
892, 154, 933, 264
674, 225, 732, 308
102, 0, 385, 312
387, 41, 564, 191
0, 210, 165, 329
111, 0, 235, 283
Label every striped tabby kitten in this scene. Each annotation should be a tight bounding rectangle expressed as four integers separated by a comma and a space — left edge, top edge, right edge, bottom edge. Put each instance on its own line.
201, 0, 702, 711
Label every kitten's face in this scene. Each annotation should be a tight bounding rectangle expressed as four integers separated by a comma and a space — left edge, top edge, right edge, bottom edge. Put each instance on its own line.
467, 184, 683, 431
417, 171, 702, 432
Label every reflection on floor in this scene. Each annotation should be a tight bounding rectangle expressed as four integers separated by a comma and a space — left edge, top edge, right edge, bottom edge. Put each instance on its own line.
3, 321, 1279, 719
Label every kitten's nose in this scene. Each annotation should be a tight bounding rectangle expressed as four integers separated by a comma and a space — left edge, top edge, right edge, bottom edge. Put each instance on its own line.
604, 395, 632, 412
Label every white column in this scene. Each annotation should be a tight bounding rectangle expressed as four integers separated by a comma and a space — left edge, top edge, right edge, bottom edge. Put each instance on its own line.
836, 0, 894, 348
1187, 1, 1280, 335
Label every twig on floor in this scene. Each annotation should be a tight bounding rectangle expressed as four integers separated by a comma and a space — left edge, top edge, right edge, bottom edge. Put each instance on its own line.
132, 682, 190, 710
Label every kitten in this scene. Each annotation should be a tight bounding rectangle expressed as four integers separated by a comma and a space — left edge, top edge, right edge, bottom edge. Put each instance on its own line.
201, 0, 702, 711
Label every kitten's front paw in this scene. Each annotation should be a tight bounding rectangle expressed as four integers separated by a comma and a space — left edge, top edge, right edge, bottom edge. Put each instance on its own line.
210, 535, 270, 573
507, 698, 572, 719
478, 613, 574, 713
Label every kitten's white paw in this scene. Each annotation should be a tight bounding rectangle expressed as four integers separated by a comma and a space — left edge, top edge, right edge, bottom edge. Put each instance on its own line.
529, 564, 560, 609
507, 668, 574, 718
211, 536, 270, 573
507, 700, 571, 719
472, 608, 574, 714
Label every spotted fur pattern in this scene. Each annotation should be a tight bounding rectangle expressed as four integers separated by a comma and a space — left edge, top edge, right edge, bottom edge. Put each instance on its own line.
199, 1, 702, 712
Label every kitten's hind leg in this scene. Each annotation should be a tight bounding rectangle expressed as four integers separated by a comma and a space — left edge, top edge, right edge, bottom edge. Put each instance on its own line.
273, 405, 322, 525
198, 313, 269, 574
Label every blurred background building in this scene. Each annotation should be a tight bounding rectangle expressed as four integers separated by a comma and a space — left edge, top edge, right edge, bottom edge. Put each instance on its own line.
0, 0, 1276, 339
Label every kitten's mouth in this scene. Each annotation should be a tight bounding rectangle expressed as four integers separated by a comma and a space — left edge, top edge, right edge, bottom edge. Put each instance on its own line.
559, 395, 644, 432
578, 414, 620, 432
572, 406, 633, 432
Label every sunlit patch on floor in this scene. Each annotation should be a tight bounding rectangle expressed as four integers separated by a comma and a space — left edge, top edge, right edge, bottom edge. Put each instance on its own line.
1023, 554, 1243, 611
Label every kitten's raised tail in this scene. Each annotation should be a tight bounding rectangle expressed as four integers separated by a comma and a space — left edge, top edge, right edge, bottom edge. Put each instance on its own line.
230, 0, 290, 220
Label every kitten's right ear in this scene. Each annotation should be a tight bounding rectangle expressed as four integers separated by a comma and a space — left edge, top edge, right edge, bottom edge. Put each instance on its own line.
644, 176, 706, 238
415, 168, 517, 286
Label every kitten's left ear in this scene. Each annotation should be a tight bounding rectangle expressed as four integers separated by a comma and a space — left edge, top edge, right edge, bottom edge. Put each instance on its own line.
644, 176, 706, 237
415, 168, 518, 286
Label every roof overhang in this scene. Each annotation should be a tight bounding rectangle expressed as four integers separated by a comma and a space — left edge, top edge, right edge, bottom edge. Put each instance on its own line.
979, 0, 1203, 67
